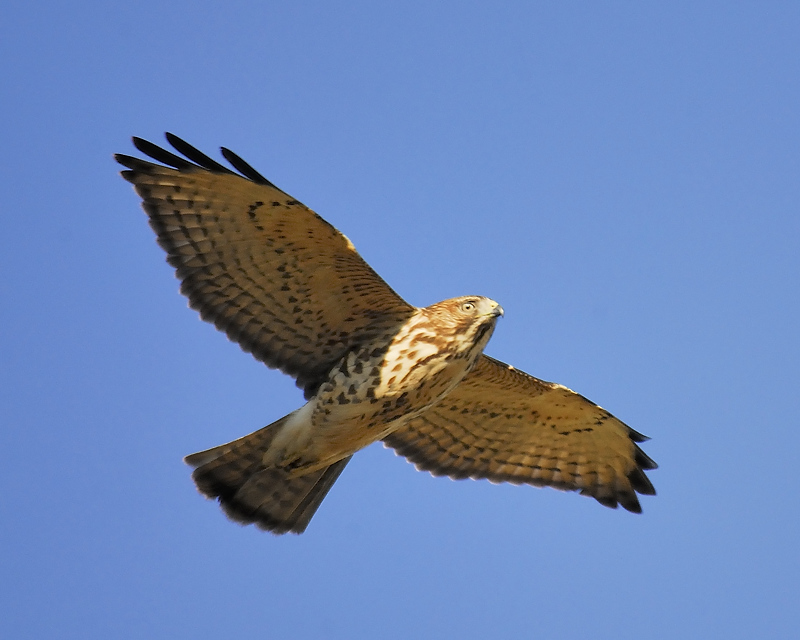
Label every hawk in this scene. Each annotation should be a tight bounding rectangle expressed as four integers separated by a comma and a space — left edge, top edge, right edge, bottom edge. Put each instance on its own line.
116, 133, 657, 534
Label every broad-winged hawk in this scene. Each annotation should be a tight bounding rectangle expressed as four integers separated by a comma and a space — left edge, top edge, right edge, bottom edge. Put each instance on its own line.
116, 134, 657, 534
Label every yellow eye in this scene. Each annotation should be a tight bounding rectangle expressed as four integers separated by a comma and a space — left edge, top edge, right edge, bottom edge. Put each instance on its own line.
461, 301, 476, 312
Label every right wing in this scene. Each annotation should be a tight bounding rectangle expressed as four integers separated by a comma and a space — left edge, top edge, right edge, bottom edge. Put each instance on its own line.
116, 134, 415, 396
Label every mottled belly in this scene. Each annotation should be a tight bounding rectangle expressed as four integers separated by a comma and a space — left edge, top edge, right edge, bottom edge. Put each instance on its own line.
303, 344, 475, 468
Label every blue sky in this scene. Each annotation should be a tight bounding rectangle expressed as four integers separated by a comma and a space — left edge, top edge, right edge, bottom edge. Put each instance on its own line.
2, 2, 798, 638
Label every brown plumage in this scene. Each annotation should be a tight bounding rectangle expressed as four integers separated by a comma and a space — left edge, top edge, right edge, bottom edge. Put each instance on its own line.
116, 133, 657, 534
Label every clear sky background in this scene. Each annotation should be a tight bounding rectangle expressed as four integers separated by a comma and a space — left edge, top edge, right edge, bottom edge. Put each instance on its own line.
2, 2, 798, 638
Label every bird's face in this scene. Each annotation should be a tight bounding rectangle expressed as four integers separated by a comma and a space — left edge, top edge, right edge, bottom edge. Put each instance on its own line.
425, 296, 504, 351
454, 296, 504, 321
459, 296, 503, 351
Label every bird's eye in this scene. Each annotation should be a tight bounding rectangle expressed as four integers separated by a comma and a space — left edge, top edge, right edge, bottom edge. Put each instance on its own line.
461, 301, 476, 313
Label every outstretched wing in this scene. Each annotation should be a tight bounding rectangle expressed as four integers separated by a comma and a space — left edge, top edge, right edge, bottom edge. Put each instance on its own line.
384, 355, 657, 512
117, 134, 415, 396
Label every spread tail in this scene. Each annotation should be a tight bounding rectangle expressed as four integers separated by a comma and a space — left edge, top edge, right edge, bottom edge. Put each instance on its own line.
184, 415, 350, 534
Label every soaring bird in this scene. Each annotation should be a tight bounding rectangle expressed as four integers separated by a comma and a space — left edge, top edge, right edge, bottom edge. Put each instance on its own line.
116, 134, 656, 534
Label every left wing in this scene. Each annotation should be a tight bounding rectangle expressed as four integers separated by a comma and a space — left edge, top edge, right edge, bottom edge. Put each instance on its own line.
383, 355, 657, 512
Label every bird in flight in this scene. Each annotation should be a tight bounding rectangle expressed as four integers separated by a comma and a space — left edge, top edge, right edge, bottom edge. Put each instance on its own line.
116, 133, 656, 534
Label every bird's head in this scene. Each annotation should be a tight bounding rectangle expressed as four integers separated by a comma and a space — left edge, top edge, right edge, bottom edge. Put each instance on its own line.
423, 296, 504, 356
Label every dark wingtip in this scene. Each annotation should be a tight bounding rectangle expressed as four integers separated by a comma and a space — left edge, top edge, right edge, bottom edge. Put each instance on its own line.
629, 467, 657, 496
220, 146, 275, 186
593, 494, 620, 510
114, 153, 135, 168
634, 443, 658, 471
165, 132, 236, 175
627, 427, 651, 443
123, 133, 278, 189
132, 136, 195, 170
622, 498, 643, 514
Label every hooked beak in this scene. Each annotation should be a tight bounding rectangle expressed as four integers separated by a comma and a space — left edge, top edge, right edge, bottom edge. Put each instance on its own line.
490, 304, 504, 318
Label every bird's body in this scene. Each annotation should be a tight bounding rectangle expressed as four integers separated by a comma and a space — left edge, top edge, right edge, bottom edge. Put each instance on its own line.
117, 134, 657, 534
257, 296, 503, 475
